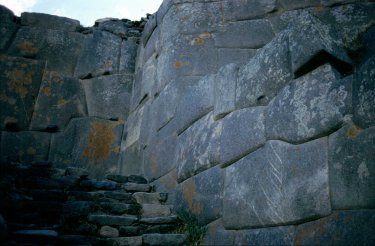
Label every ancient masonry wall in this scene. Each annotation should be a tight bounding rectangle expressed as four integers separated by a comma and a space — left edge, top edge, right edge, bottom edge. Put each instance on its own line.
0, 0, 375, 245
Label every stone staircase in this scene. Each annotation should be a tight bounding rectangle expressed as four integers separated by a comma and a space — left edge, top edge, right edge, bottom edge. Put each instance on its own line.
0, 162, 186, 245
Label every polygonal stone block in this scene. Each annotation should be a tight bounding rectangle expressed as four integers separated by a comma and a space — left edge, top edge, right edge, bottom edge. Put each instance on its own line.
21, 12, 80, 31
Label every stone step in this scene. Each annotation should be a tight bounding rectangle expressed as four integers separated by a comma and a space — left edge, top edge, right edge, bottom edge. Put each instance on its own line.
99, 202, 141, 215
140, 216, 178, 225
99, 225, 119, 238
141, 204, 172, 218
88, 214, 138, 226
143, 233, 187, 246
12, 229, 59, 244
79, 180, 119, 191
133, 192, 167, 204
122, 183, 152, 193
106, 174, 148, 184
119, 226, 139, 236
101, 236, 142, 246
142, 224, 177, 234
67, 191, 136, 203
58, 235, 97, 245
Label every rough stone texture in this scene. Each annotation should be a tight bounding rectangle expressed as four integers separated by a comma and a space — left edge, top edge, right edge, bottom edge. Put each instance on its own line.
0, 56, 44, 131
120, 39, 138, 74
220, 107, 266, 166
88, 215, 138, 226
0, 5, 17, 51
142, 233, 187, 246
353, 55, 375, 128
175, 167, 224, 225
99, 226, 119, 238
21, 12, 80, 31
329, 124, 375, 209
266, 64, 351, 143
133, 192, 165, 205
223, 138, 330, 229
214, 19, 274, 49
203, 219, 236, 246
234, 226, 296, 246
8, 27, 85, 76
294, 210, 375, 246
222, 0, 277, 21
174, 74, 215, 134
214, 63, 239, 120
49, 117, 123, 178
30, 71, 86, 131
74, 30, 121, 79
1, 131, 50, 163
124, 107, 144, 149
279, 0, 320, 11
97, 19, 130, 38
236, 32, 292, 108
82, 74, 133, 121
141, 204, 172, 218
122, 183, 151, 193
217, 48, 257, 68
103, 236, 142, 246
150, 169, 178, 205
175, 112, 222, 182
119, 141, 144, 176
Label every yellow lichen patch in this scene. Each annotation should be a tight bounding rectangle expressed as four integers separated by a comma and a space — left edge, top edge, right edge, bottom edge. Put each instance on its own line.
43, 87, 52, 96
190, 32, 211, 45
82, 122, 116, 161
56, 98, 67, 108
17, 41, 38, 55
182, 178, 203, 214
27, 147, 37, 155
7, 69, 33, 98
347, 125, 363, 139
175, 60, 184, 69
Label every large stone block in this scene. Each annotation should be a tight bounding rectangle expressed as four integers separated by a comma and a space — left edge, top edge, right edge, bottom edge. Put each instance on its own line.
74, 30, 122, 79
220, 107, 266, 166
214, 19, 274, 49
119, 39, 138, 74
175, 166, 224, 225
118, 141, 144, 176
49, 117, 123, 178
217, 48, 256, 68
124, 106, 144, 149
1, 131, 51, 163
294, 210, 375, 245
203, 219, 236, 246
353, 55, 375, 128
328, 124, 375, 209
266, 64, 351, 143
139, 54, 157, 103
151, 169, 177, 205
82, 74, 133, 121
234, 226, 295, 246
176, 112, 222, 182
279, 0, 320, 10
21, 12, 80, 31
142, 27, 160, 65
223, 138, 330, 229
236, 32, 292, 108
8, 27, 85, 76
30, 71, 86, 131
174, 74, 215, 134
222, 0, 277, 21
214, 63, 239, 120
0, 56, 44, 131
0, 5, 17, 51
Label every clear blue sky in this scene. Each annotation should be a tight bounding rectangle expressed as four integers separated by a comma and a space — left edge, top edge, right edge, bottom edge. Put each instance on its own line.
0, 0, 163, 26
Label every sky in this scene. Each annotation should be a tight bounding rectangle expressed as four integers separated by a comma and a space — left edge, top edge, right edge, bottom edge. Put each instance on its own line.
0, 0, 163, 26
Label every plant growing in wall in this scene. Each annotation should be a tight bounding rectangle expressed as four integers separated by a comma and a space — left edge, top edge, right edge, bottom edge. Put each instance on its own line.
176, 209, 207, 246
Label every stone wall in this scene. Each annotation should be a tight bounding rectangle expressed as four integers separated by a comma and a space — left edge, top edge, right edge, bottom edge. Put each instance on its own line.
1, 0, 375, 245
0, 6, 143, 178
124, 0, 375, 244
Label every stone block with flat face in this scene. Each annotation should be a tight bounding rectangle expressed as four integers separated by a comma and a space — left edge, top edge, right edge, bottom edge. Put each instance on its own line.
0, 56, 44, 131
74, 30, 121, 79
222, 0, 277, 21
234, 226, 296, 246
49, 117, 123, 178
217, 48, 256, 68
223, 138, 330, 229
0, 5, 17, 51
21, 12, 80, 31
329, 124, 375, 209
266, 64, 351, 143
120, 39, 138, 74
175, 112, 222, 183
30, 71, 86, 131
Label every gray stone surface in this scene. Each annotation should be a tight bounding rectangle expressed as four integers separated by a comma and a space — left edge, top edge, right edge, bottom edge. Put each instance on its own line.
143, 233, 186, 246
8, 26, 85, 76
214, 63, 238, 120
328, 124, 375, 209
140, 216, 177, 224
214, 19, 274, 49
203, 219, 236, 246
0, 5, 17, 51
139, 54, 157, 103
49, 117, 123, 178
133, 192, 165, 205
141, 14, 157, 46
175, 166, 224, 225
119, 141, 144, 176
222, 0, 277, 21
97, 20, 130, 38
21, 12, 80, 31
223, 138, 330, 229
88, 215, 138, 226
279, 0, 320, 10
353, 55, 375, 128
234, 226, 295, 246
30, 71, 86, 131
266, 64, 351, 143
294, 210, 375, 246
236, 32, 292, 108
99, 226, 119, 238
123, 183, 151, 193
104, 236, 142, 246
74, 30, 121, 79
217, 48, 256, 68
141, 204, 172, 218
82, 74, 133, 121
150, 169, 178, 205
120, 39, 138, 74
0, 56, 44, 131
174, 74, 215, 134
124, 107, 144, 149
143, 27, 160, 66
175, 112, 222, 182
1, 131, 50, 163
220, 107, 266, 166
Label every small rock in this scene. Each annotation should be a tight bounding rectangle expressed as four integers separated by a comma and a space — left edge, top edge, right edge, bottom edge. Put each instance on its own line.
133, 192, 165, 204
104, 191, 136, 203
141, 204, 172, 218
99, 226, 119, 238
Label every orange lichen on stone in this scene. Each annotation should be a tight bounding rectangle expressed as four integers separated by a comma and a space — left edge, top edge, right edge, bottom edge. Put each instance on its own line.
175, 60, 184, 69
17, 41, 38, 55
190, 32, 211, 45
82, 122, 116, 161
182, 178, 203, 214
347, 125, 363, 139
56, 98, 67, 108
43, 87, 52, 96
7, 69, 33, 98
